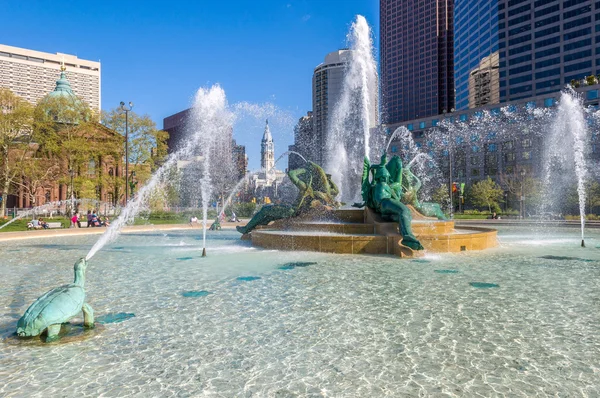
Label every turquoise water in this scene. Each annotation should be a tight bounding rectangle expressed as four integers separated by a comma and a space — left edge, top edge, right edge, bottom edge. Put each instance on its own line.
0, 226, 599, 396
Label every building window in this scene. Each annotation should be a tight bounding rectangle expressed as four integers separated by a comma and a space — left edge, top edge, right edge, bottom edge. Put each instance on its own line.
419, 121, 426, 128
460, 114, 468, 122
391, 145, 397, 153
471, 168, 480, 176
544, 97, 555, 107
88, 159, 96, 176
587, 90, 599, 100
522, 151, 532, 159
522, 138, 532, 148
407, 124, 413, 131
432, 119, 439, 126
504, 152, 516, 162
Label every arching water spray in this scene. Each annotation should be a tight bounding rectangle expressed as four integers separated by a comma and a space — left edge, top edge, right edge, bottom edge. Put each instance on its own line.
86, 85, 233, 261
326, 15, 378, 203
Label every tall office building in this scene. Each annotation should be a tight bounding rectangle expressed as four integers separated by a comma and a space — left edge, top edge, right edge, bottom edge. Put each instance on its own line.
0, 44, 101, 111
380, 0, 455, 124
455, 0, 600, 109
288, 111, 314, 170
454, 0, 500, 110
500, 0, 599, 102
312, 50, 350, 166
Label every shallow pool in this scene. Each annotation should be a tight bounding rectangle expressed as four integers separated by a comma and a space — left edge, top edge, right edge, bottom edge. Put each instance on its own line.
1, 226, 599, 396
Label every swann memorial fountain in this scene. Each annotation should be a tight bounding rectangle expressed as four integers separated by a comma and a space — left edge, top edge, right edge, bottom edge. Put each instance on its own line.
1, 14, 599, 397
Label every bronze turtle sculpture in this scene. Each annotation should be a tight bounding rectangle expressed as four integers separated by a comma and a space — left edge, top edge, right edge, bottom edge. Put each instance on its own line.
16, 258, 94, 342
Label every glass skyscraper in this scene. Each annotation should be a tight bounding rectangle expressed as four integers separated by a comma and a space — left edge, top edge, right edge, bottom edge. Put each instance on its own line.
454, 0, 500, 110
455, 0, 600, 110
380, 0, 455, 124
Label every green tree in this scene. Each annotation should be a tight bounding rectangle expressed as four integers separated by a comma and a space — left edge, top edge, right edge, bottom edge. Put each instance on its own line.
0, 88, 34, 216
431, 183, 450, 212
34, 96, 123, 203
101, 109, 169, 185
470, 177, 504, 213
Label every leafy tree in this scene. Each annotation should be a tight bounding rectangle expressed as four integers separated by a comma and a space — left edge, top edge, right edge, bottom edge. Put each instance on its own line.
101, 109, 169, 185
431, 183, 450, 212
34, 96, 123, 203
470, 177, 504, 213
14, 155, 61, 208
0, 88, 34, 216
587, 181, 600, 214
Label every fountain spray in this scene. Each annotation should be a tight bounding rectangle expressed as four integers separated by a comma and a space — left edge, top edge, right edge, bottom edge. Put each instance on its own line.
326, 15, 378, 203
86, 85, 232, 261
542, 91, 589, 248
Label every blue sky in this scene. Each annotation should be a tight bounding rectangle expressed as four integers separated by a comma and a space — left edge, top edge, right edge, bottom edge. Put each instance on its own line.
2, 0, 379, 170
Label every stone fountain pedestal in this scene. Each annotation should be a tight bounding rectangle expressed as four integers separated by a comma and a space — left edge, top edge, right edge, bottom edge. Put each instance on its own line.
248, 207, 497, 258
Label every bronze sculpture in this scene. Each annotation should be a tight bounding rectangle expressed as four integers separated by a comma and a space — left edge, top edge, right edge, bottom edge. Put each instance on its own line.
236, 161, 340, 235
354, 153, 424, 251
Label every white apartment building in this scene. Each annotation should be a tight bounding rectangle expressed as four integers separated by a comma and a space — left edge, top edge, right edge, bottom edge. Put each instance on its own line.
0, 44, 100, 111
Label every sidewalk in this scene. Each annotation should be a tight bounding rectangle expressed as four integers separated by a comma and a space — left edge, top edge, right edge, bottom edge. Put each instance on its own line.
455, 219, 600, 229
0, 220, 248, 243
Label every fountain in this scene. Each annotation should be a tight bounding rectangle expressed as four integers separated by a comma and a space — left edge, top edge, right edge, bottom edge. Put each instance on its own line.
542, 90, 590, 247
3, 14, 600, 397
326, 15, 379, 203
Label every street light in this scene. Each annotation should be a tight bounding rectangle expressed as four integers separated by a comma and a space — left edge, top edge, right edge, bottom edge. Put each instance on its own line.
520, 168, 526, 219
447, 131, 454, 219
119, 101, 133, 203
69, 168, 75, 216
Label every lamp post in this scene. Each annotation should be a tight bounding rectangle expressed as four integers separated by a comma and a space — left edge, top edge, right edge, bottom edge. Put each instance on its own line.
119, 101, 133, 203
520, 168, 526, 219
69, 168, 75, 216
448, 132, 454, 219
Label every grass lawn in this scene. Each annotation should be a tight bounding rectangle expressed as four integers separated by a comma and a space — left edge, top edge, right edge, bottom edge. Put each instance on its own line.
0, 216, 191, 233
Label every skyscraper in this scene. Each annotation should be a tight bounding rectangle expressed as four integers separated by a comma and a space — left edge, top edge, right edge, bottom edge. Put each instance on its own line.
380, 0, 455, 124
454, 0, 600, 109
312, 50, 350, 166
454, 0, 500, 110
0, 44, 101, 111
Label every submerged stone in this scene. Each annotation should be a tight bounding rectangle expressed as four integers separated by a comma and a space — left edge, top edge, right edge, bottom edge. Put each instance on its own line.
96, 312, 135, 324
278, 261, 317, 270
181, 290, 212, 298
176, 257, 194, 261
435, 269, 459, 274
237, 276, 261, 281
412, 259, 431, 263
469, 282, 499, 289
113, 247, 125, 250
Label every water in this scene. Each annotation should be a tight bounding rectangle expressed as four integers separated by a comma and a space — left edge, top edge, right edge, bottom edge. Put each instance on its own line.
1, 226, 599, 396
326, 15, 378, 203
86, 85, 233, 260
543, 91, 589, 243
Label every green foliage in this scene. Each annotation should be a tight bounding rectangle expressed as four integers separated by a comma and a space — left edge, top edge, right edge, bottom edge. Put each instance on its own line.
0, 88, 34, 215
469, 177, 504, 213
431, 184, 450, 212
101, 109, 169, 182
233, 202, 257, 218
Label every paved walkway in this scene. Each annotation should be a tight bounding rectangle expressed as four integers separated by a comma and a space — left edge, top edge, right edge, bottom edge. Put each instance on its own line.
0, 220, 248, 243
455, 219, 600, 229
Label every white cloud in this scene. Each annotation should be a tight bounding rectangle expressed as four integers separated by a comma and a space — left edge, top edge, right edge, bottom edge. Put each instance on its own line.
301, 14, 311, 22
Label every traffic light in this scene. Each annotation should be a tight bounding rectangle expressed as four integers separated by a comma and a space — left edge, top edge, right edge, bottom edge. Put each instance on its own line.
452, 182, 459, 193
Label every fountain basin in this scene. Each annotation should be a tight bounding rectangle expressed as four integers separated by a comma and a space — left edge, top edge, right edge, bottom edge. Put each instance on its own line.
250, 209, 497, 256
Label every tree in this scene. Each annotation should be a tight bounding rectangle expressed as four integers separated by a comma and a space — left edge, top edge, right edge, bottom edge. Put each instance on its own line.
470, 177, 504, 213
586, 181, 600, 215
35, 96, 123, 204
431, 184, 450, 212
0, 88, 34, 216
101, 109, 169, 185
13, 155, 61, 208
499, 166, 543, 216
